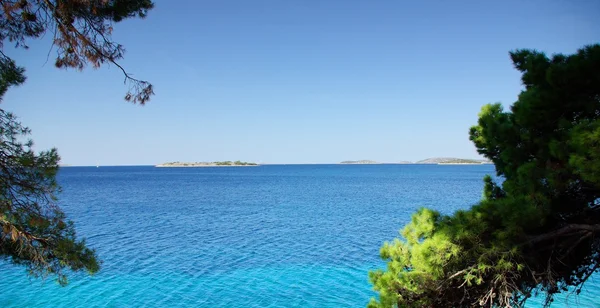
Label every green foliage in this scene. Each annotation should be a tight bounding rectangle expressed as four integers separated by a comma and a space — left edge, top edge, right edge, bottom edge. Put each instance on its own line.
0, 0, 152, 285
0, 0, 154, 104
0, 58, 26, 97
369, 44, 600, 307
0, 0, 154, 283
0, 54, 99, 285
215, 161, 233, 166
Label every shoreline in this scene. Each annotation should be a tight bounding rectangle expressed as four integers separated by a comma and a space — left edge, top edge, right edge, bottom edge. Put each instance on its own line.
437, 163, 488, 165
155, 165, 260, 168
60, 162, 494, 167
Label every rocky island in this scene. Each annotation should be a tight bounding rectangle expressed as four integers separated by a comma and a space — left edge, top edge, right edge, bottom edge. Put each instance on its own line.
339, 160, 379, 164
416, 157, 491, 165
156, 161, 259, 167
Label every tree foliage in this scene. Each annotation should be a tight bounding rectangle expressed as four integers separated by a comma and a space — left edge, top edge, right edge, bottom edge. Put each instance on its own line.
0, 0, 154, 104
369, 44, 600, 307
0, 67, 99, 285
0, 0, 153, 284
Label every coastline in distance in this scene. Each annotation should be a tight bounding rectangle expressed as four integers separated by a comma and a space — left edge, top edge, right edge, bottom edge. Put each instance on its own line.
156, 161, 259, 167
339, 158, 492, 165
156, 157, 492, 167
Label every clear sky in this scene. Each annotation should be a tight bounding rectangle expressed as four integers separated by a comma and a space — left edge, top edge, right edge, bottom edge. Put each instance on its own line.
2, 0, 599, 165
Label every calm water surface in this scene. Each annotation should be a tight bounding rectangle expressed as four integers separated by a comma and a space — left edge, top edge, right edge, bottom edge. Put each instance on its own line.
0, 165, 598, 307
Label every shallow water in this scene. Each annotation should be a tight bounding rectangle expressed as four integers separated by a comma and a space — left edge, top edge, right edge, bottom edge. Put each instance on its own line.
0, 165, 597, 307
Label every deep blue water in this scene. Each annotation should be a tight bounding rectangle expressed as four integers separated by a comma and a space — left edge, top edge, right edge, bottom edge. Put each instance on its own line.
0, 165, 598, 307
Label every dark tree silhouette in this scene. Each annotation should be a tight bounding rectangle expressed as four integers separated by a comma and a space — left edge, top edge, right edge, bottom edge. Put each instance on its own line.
0, 0, 154, 104
0, 0, 155, 285
0, 65, 99, 285
369, 44, 600, 307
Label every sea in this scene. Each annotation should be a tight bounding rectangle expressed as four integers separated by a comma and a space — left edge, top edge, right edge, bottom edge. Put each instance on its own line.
0, 165, 598, 307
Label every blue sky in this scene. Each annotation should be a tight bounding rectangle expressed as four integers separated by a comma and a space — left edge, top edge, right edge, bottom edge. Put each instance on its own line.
2, 0, 599, 165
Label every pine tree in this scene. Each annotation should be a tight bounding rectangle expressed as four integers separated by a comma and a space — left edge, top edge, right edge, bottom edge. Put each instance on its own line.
1, 0, 154, 104
0, 0, 155, 284
369, 44, 600, 307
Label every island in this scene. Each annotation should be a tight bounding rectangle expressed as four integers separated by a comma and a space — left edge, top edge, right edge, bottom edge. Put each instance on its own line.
339, 160, 379, 164
416, 157, 491, 165
156, 161, 259, 167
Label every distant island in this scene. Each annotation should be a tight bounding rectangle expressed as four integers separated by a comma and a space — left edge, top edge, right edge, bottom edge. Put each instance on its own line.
338, 158, 492, 165
339, 160, 380, 164
156, 161, 259, 167
416, 157, 491, 165
156, 158, 491, 166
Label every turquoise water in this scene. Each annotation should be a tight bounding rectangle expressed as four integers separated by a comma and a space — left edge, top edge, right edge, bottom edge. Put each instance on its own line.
0, 165, 598, 307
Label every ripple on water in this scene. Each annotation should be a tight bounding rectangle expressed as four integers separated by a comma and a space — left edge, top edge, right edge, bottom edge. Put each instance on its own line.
0, 165, 598, 307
